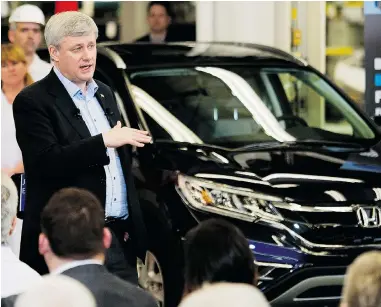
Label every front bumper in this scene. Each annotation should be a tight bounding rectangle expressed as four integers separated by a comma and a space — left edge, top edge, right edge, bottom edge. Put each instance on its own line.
249, 240, 350, 306
264, 266, 345, 306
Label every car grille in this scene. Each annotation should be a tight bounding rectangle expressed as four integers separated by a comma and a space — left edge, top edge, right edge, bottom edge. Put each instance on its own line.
277, 208, 358, 226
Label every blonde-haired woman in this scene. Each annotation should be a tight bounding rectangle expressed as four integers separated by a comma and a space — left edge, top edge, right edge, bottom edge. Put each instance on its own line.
1, 43, 34, 257
2, 43, 33, 177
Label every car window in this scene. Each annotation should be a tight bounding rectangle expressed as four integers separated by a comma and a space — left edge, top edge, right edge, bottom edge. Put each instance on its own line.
129, 66, 376, 148
277, 71, 354, 135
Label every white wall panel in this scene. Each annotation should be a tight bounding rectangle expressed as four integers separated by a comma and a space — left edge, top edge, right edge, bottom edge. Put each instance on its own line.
196, 1, 291, 52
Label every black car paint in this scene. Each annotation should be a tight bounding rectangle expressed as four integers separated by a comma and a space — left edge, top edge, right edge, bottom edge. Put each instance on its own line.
38, 42, 381, 306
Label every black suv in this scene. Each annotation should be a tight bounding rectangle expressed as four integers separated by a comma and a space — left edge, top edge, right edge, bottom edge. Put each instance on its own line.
40, 42, 381, 307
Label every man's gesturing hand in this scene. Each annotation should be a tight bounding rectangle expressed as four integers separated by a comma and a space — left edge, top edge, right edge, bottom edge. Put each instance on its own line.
102, 121, 152, 148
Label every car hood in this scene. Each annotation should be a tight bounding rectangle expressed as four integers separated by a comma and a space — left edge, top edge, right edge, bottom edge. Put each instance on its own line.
152, 140, 381, 204
150, 140, 381, 247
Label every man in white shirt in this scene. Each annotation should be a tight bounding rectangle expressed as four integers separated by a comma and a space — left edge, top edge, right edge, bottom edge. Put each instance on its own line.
8, 4, 51, 81
1, 172, 41, 298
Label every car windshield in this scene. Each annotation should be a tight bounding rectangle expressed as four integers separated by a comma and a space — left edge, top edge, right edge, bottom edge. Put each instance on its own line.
129, 66, 376, 148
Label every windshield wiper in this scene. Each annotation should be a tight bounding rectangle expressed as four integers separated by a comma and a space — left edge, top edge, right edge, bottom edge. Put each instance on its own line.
155, 139, 366, 153
289, 139, 366, 149
234, 140, 366, 152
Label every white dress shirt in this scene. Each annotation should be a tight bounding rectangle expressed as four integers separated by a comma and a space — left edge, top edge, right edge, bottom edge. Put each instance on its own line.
1, 245, 42, 297
28, 54, 51, 81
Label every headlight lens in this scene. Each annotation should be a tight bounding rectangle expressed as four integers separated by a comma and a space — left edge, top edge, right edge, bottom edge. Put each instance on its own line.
177, 174, 283, 222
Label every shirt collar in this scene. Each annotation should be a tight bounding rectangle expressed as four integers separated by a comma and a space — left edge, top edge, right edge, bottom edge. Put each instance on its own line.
53, 66, 98, 98
150, 31, 167, 43
51, 259, 103, 275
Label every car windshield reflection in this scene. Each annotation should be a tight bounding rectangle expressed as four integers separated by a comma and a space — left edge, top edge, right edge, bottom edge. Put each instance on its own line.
129, 66, 376, 148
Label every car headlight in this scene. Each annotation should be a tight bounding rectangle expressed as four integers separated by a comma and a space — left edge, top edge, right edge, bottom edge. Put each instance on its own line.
176, 174, 283, 222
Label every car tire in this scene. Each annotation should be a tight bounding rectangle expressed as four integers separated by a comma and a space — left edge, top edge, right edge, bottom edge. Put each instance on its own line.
139, 199, 185, 307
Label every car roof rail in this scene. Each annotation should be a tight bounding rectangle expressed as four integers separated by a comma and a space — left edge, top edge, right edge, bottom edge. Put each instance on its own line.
166, 41, 307, 66
195, 41, 308, 66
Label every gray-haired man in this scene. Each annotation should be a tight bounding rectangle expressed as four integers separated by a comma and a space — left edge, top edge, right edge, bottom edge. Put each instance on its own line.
13, 11, 151, 284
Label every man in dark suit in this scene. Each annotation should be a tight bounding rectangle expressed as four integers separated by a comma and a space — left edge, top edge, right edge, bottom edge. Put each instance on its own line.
136, 1, 178, 43
13, 11, 152, 283
41, 188, 157, 307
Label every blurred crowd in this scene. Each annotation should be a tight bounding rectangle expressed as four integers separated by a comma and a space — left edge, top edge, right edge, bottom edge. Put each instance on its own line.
2, 170, 381, 306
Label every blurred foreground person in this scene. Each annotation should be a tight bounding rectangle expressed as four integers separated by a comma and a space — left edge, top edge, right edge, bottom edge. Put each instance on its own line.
179, 283, 270, 307
340, 250, 381, 307
38, 187, 157, 307
8, 4, 51, 80
15, 275, 95, 307
1, 172, 41, 298
1, 275, 96, 307
183, 218, 258, 296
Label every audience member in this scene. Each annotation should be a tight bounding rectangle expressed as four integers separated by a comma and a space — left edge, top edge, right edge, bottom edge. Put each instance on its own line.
1, 44, 32, 178
14, 275, 96, 307
136, 1, 178, 43
183, 218, 258, 295
341, 250, 381, 307
1, 43, 33, 257
179, 282, 270, 307
8, 4, 51, 81
1, 172, 41, 298
38, 187, 157, 307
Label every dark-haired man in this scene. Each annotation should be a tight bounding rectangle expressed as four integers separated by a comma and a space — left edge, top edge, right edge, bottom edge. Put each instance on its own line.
136, 1, 178, 43
38, 187, 157, 307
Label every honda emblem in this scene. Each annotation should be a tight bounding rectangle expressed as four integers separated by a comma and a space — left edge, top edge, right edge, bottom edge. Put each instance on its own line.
356, 207, 381, 228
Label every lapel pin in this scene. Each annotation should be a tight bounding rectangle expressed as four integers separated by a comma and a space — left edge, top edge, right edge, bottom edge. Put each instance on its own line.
100, 94, 105, 98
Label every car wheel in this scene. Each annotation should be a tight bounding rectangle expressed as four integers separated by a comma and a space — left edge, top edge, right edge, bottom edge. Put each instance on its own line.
137, 250, 165, 307
137, 243, 184, 307
138, 198, 185, 307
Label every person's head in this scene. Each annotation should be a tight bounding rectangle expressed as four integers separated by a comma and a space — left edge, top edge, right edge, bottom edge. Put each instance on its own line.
1, 44, 33, 88
147, 2, 172, 35
44, 11, 98, 86
15, 275, 96, 307
1, 172, 18, 245
39, 188, 111, 271
340, 251, 381, 307
179, 282, 270, 307
8, 4, 45, 57
183, 219, 257, 294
